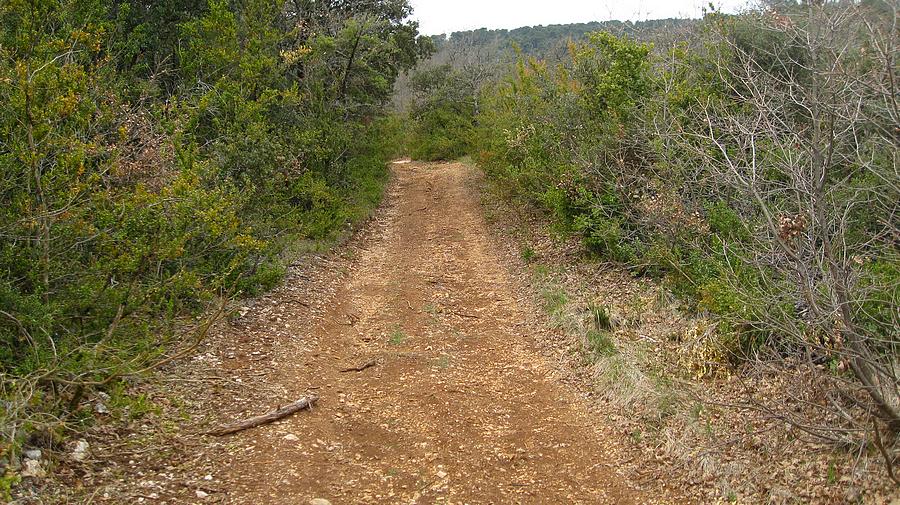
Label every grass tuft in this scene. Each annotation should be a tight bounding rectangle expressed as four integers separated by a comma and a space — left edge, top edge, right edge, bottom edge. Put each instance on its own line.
389, 327, 407, 345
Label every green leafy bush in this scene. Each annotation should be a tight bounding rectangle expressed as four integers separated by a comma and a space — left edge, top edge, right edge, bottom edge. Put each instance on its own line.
407, 64, 477, 161
473, 18, 898, 415
0, 0, 430, 472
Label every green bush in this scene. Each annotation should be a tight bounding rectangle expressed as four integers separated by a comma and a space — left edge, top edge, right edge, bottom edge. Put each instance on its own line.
0, 0, 430, 469
705, 201, 749, 242
474, 24, 897, 379
406, 64, 478, 161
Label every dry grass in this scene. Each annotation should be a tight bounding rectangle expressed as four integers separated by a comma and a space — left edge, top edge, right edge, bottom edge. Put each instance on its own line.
476, 167, 899, 504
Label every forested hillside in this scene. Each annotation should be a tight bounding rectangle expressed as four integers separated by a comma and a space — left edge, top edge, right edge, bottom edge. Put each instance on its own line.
406, 0, 899, 495
0, 0, 428, 489
431, 18, 696, 55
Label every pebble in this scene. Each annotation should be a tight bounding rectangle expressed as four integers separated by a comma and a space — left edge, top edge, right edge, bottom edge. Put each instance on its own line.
283, 433, 300, 441
309, 499, 332, 505
71, 440, 90, 461
21, 459, 45, 478
196, 490, 209, 498
24, 449, 41, 460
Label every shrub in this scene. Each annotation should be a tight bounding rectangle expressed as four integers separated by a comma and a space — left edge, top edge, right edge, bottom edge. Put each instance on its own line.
472, 8, 900, 452
0, 0, 430, 473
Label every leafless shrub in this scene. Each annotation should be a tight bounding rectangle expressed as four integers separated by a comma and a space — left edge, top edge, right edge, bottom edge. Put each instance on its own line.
674, 0, 898, 477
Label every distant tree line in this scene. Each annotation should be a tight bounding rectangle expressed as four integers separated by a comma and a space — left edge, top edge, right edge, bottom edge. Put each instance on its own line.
431, 18, 696, 55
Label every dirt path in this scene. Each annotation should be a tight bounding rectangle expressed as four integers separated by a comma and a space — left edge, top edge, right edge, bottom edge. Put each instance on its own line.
214, 162, 653, 504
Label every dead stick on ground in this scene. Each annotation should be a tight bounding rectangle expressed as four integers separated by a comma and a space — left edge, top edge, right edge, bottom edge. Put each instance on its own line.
206, 394, 319, 436
340, 359, 377, 373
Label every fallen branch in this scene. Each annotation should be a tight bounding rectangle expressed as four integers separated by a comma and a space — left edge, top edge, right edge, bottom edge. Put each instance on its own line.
340, 359, 377, 373
206, 394, 319, 436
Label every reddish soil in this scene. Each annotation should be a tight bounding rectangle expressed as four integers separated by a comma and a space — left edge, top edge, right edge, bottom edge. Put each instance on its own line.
211, 161, 663, 503
39, 162, 687, 505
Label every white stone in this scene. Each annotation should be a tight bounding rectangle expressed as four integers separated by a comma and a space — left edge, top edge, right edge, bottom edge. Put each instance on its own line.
24, 449, 41, 460
196, 490, 209, 498
71, 440, 90, 461
21, 459, 45, 478
283, 433, 300, 442
309, 499, 332, 505
436, 470, 448, 479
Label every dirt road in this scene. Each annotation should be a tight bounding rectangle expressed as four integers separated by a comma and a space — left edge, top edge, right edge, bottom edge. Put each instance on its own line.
214, 162, 650, 504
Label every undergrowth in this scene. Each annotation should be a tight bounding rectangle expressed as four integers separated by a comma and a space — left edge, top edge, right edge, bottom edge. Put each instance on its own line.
0, 0, 430, 490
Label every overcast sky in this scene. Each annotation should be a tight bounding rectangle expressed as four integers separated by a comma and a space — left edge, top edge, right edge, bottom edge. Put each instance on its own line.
410, 0, 752, 35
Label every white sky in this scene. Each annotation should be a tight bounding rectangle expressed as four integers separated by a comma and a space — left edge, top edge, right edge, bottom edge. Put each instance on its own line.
410, 0, 752, 35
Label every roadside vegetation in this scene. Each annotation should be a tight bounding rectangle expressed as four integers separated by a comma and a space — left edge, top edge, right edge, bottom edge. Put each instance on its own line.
2, 0, 897, 500
0, 0, 429, 493
406, 0, 899, 496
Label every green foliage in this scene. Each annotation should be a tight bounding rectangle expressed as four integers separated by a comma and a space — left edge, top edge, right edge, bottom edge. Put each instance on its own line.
106, 382, 160, 421
475, 29, 739, 323
573, 32, 653, 119
588, 304, 612, 331
855, 254, 900, 343
520, 245, 536, 263
407, 64, 477, 160
705, 201, 749, 242
0, 470, 19, 502
472, 11, 899, 389
475, 33, 654, 263
0, 0, 428, 465
541, 286, 568, 316
586, 329, 617, 357
432, 19, 695, 56
389, 327, 407, 345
